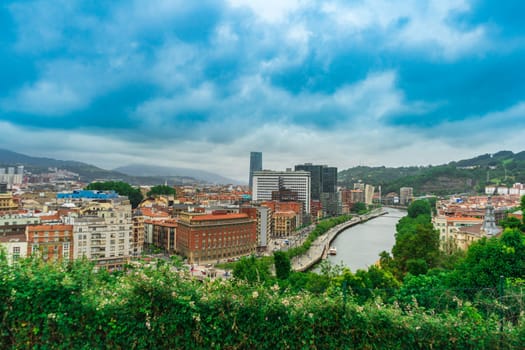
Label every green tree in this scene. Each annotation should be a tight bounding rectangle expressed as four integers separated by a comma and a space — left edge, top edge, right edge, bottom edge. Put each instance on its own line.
407, 199, 431, 219
451, 229, 525, 294
147, 185, 176, 197
284, 271, 331, 294
390, 215, 440, 278
273, 251, 291, 280
336, 265, 400, 303
351, 202, 367, 214
232, 256, 271, 284
86, 181, 143, 208
395, 272, 455, 311
499, 216, 521, 230
521, 195, 525, 225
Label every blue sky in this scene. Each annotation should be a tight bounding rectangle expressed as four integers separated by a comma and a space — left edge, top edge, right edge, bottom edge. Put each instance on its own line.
1, 0, 524, 182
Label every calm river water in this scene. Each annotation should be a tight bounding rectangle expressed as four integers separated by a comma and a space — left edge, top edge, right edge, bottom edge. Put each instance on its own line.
326, 208, 406, 271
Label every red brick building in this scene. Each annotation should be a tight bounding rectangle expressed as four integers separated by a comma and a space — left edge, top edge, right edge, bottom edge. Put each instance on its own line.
26, 224, 74, 262
176, 212, 256, 264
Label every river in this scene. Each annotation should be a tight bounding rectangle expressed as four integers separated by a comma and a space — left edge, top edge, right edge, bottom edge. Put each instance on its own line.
326, 208, 406, 271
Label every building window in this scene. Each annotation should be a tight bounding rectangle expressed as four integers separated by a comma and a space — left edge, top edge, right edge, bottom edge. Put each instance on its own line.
13, 246, 20, 260
63, 243, 70, 259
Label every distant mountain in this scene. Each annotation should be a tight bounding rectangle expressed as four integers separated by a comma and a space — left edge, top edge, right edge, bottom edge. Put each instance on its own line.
339, 150, 525, 196
114, 164, 239, 185
0, 149, 198, 185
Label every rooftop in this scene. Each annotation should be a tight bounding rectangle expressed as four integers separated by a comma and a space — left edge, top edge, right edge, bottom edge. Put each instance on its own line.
192, 213, 249, 221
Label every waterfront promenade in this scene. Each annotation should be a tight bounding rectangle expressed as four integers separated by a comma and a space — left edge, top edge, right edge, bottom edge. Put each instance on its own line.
291, 208, 387, 272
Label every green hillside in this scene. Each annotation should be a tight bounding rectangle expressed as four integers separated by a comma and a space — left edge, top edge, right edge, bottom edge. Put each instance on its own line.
339, 150, 525, 195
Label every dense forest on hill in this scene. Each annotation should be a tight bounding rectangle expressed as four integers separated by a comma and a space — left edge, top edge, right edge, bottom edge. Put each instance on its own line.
339, 150, 525, 195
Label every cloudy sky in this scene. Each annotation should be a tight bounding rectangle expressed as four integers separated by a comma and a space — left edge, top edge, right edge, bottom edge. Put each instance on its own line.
1, 1, 524, 182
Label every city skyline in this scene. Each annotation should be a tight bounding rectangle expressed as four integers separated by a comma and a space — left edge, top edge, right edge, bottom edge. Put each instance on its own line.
1, 1, 524, 182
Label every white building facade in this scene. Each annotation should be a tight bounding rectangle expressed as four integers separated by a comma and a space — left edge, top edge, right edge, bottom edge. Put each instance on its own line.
252, 170, 311, 214
65, 198, 133, 269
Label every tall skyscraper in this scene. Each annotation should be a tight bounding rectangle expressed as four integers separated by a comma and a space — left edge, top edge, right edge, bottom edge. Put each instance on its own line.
295, 163, 323, 200
322, 166, 337, 193
295, 163, 339, 216
249, 152, 263, 192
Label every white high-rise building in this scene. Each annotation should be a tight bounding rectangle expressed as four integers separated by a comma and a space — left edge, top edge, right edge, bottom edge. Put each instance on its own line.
65, 198, 133, 269
252, 170, 311, 213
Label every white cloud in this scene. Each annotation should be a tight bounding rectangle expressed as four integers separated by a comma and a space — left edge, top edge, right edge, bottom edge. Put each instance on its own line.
1, 0, 523, 184
1, 81, 86, 116
227, 0, 302, 23
321, 0, 488, 60
430, 101, 525, 144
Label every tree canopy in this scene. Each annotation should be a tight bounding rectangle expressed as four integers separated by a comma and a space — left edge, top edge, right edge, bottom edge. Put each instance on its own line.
450, 228, 525, 296
390, 215, 440, 277
351, 202, 367, 214
232, 255, 271, 284
273, 251, 291, 280
407, 199, 432, 219
147, 185, 176, 197
85, 181, 143, 208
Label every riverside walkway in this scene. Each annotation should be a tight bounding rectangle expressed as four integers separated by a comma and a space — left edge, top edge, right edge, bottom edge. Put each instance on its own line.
291, 208, 387, 272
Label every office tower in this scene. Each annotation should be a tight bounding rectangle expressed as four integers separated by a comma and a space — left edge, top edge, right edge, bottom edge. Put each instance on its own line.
252, 170, 311, 214
322, 166, 337, 193
295, 163, 339, 216
295, 163, 322, 200
249, 152, 263, 192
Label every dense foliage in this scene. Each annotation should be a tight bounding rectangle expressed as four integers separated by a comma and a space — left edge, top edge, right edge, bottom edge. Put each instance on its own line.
350, 201, 367, 214
1, 255, 524, 349
379, 200, 441, 278
146, 185, 177, 197
86, 181, 143, 208
273, 251, 291, 280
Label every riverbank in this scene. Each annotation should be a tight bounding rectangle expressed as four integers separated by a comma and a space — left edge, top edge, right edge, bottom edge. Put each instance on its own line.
291, 208, 387, 272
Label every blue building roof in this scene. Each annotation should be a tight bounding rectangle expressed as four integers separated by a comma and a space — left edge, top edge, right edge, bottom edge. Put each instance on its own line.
56, 190, 119, 199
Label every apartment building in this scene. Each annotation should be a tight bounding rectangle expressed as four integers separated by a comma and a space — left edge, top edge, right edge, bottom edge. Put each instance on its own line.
146, 219, 177, 254
26, 224, 74, 262
65, 198, 133, 270
273, 211, 298, 237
